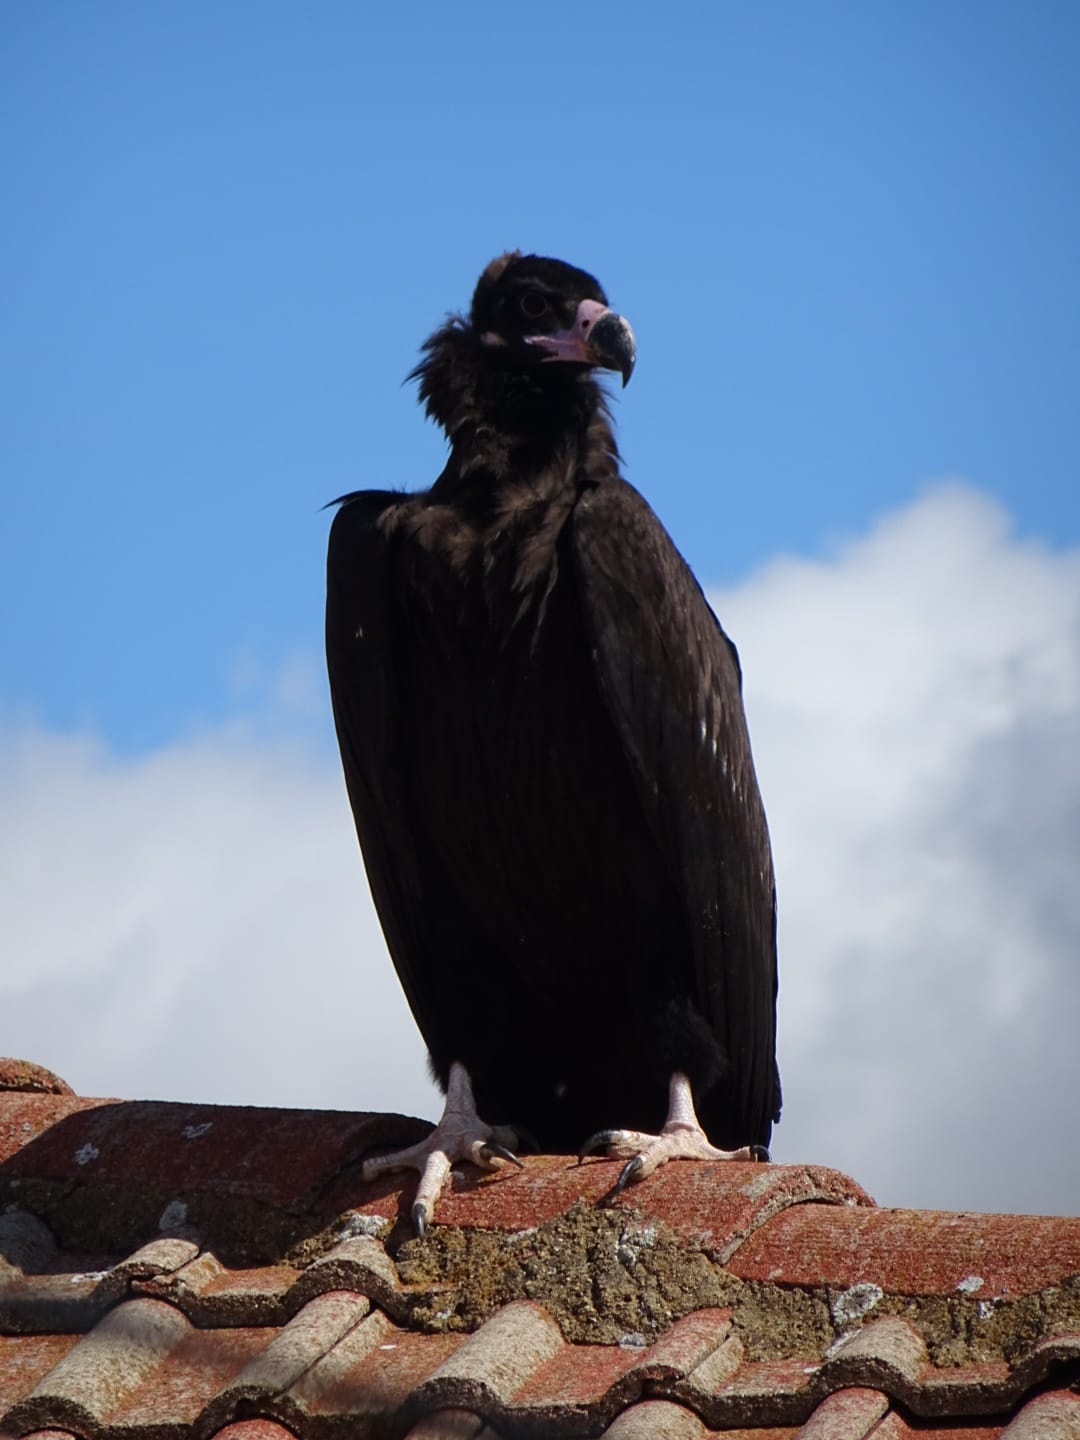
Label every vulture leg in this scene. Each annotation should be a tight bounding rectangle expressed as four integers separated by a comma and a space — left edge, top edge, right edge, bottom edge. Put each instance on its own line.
363, 1062, 522, 1235
580, 1072, 768, 1192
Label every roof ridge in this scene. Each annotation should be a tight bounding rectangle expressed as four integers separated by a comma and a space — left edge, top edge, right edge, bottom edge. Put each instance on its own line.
2, 1087, 1078, 1437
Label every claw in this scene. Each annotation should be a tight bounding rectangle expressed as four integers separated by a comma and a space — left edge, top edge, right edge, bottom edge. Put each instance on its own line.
363, 1064, 522, 1235
479, 1142, 525, 1170
579, 1073, 769, 1197
412, 1200, 429, 1239
615, 1154, 645, 1194
577, 1129, 620, 1163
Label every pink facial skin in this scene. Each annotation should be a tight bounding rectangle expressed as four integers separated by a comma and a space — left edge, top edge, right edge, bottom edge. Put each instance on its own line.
524, 298, 618, 364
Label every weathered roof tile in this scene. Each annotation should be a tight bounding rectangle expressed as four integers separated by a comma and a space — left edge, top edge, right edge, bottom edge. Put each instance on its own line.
790, 1385, 889, 1439
730, 1203, 1080, 1298
414, 1299, 564, 1413
0, 1336, 81, 1414
600, 1397, 714, 1438
403, 1411, 488, 1440
867, 1419, 1002, 1440
139, 1249, 300, 1325
210, 1423, 301, 1440
998, 1389, 1080, 1438
676, 1353, 817, 1428
5, 1296, 191, 1431
104, 1327, 270, 1429
288, 1313, 461, 1423
1, 1066, 1077, 1439
12, 1430, 84, 1440
824, 1315, 930, 1389
290, 1232, 402, 1315
200, 1289, 371, 1429
0, 1062, 73, 1096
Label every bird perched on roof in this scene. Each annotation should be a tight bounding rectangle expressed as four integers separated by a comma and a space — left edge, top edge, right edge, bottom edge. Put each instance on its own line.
326, 253, 780, 1232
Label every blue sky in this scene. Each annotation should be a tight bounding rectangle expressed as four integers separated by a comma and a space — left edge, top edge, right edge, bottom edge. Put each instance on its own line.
3, 5, 1080, 1214
5, 2, 1077, 751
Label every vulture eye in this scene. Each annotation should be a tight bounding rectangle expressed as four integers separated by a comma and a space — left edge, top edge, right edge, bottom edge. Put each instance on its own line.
519, 290, 550, 320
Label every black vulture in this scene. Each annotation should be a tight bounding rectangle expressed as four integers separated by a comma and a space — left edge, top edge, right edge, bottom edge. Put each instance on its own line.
327, 253, 780, 1231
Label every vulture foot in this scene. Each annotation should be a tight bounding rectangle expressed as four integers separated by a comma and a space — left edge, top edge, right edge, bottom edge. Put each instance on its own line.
579, 1072, 768, 1194
362, 1061, 522, 1235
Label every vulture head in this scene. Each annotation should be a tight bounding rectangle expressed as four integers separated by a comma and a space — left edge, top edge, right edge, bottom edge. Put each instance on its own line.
471, 253, 636, 387
412, 254, 636, 451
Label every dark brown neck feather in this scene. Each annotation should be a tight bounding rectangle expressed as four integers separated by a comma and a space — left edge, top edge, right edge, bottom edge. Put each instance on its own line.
411, 317, 622, 496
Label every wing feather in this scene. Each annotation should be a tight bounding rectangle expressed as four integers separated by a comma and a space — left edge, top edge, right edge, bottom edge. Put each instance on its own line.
570, 480, 781, 1142
325, 492, 448, 1043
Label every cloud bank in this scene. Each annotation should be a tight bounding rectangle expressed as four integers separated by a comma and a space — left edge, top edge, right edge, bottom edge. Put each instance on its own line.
716, 482, 1080, 1213
0, 724, 437, 1121
3, 483, 1077, 1215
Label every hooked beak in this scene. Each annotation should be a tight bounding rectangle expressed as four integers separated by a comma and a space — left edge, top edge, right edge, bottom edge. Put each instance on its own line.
525, 298, 637, 386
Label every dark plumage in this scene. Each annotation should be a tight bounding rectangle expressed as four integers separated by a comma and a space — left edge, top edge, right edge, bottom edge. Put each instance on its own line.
326, 253, 780, 1164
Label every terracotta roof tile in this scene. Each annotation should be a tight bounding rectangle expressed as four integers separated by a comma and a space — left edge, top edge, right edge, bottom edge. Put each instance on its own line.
599, 1398, 716, 1437
6, 1296, 191, 1431
790, 1385, 888, 1439
194, 1291, 372, 1435
868, 1421, 1002, 1440
0, 1062, 73, 1096
403, 1412, 488, 1440
138, 1249, 301, 1325
0, 1336, 81, 1414
998, 1390, 1080, 1438
211, 1424, 301, 1440
286, 1305, 424, 1413
290, 1231, 405, 1314
677, 1353, 812, 1427
428, 1154, 873, 1255
111, 1327, 272, 1429
11, 1431, 84, 1440
409, 1300, 565, 1421
0, 1062, 1077, 1438
730, 1201, 1080, 1298
503, 1307, 739, 1434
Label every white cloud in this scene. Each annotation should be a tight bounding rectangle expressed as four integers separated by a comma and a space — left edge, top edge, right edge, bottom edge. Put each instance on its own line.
714, 482, 1080, 1214
0, 722, 438, 1121
2, 482, 1077, 1216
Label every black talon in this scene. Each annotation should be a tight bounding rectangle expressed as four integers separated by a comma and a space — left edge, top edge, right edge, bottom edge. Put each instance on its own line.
480, 1142, 524, 1169
412, 1201, 429, 1239
577, 1129, 620, 1163
750, 1144, 771, 1163
614, 1154, 645, 1194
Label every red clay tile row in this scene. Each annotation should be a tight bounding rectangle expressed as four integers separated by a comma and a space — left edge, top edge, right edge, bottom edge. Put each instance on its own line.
7, 1087, 1078, 1320
0, 1090, 876, 1252
7, 1399, 1079, 1440
0, 1061, 73, 1096
423, 1156, 874, 1253
12, 1194, 1078, 1349
3, 1079, 1079, 1438
0, 1091, 430, 1223
729, 1201, 1080, 1299
4, 1291, 1079, 1438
